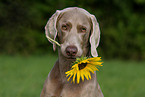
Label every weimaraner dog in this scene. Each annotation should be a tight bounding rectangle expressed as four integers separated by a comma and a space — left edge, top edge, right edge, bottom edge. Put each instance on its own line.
40, 7, 104, 97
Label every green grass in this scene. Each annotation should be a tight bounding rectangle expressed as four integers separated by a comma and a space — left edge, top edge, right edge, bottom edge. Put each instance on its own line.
0, 55, 145, 97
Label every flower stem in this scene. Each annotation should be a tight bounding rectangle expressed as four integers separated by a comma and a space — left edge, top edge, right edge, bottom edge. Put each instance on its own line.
46, 36, 61, 46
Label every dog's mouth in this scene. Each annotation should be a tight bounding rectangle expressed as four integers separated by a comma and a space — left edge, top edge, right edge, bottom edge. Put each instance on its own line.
66, 55, 82, 60
67, 56, 76, 60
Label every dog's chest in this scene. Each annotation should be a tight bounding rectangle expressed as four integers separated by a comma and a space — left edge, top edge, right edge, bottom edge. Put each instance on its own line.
60, 82, 97, 97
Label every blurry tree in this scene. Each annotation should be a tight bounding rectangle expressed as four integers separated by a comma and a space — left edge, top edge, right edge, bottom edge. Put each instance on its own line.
0, 0, 144, 60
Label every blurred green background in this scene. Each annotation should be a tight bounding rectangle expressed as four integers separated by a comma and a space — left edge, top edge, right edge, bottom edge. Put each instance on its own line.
0, 0, 145, 97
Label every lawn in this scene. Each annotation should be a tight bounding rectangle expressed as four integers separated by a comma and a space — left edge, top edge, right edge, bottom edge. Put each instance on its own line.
0, 55, 145, 97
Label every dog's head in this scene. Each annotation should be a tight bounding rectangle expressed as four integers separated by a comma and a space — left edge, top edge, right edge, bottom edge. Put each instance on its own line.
45, 7, 100, 59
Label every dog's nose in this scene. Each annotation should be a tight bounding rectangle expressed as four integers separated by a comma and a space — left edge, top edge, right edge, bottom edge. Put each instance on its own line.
65, 46, 78, 56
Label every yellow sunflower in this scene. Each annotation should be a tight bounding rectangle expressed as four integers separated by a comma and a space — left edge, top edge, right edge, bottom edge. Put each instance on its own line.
65, 57, 103, 84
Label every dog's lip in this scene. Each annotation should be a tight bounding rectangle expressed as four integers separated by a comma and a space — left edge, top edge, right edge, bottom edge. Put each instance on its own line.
67, 56, 76, 60
67, 57, 76, 59
66, 55, 82, 59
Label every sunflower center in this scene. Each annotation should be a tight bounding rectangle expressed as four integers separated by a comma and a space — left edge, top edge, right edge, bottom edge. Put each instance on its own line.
78, 63, 87, 70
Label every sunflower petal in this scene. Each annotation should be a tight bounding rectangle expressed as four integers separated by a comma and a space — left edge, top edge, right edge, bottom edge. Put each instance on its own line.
72, 64, 78, 68
77, 71, 80, 84
83, 70, 89, 80
89, 62, 103, 66
73, 71, 77, 83
88, 57, 101, 62
67, 74, 73, 81
85, 65, 95, 73
87, 64, 98, 71
65, 69, 74, 76
80, 70, 84, 82
65, 69, 73, 74
89, 65, 100, 71
88, 72, 91, 79
93, 66, 100, 71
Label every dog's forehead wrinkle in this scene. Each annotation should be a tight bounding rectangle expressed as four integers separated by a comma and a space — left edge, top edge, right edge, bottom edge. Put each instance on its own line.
60, 11, 90, 26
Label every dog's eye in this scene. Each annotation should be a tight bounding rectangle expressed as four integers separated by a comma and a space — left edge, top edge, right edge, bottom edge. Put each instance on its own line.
62, 24, 68, 30
80, 27, 86, 33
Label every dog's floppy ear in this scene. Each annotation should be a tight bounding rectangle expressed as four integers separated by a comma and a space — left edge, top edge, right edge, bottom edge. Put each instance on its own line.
90, 15, 101, 57
45, 10, 61, 51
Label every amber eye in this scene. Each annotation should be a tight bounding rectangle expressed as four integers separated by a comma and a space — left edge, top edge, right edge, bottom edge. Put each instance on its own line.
81, 27, 86, 33
62, 24, 68, 30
